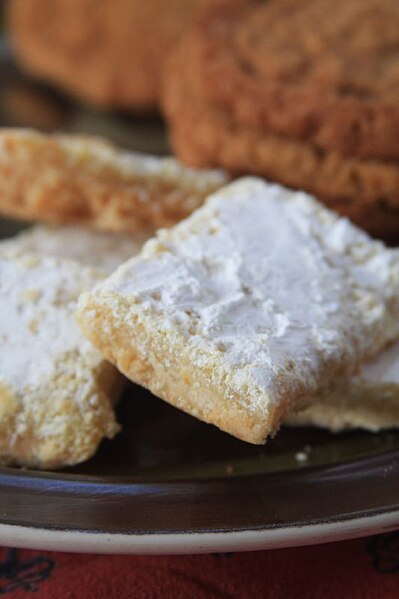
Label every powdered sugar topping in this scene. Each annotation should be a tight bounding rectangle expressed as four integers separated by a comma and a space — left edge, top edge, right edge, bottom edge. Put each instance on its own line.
96, 177, 399, 405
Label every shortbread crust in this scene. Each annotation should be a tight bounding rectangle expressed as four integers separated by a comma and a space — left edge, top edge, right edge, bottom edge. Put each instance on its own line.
288, 341, 399, 432
0, 128, 228, 233
77, 178, 399, 443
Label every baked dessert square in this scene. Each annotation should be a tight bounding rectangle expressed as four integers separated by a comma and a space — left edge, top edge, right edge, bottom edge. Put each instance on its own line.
0, 128, 228, 233
0, 247, 122, 468
77, 178, 399, 443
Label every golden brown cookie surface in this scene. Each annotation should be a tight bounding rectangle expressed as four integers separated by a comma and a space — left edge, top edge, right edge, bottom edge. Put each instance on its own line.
7, 0, 225, 110
166, 0, 399, 160
162, 3, 399, 240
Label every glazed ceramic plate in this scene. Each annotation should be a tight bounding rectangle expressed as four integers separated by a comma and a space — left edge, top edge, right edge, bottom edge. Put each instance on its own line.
0, 382, 399, 554
0, 48, 399, 555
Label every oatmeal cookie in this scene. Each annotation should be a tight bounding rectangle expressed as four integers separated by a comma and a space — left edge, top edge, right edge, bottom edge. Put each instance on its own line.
176, 0, 399, 160
7, 0, 242, 110
162, 37, 399, 240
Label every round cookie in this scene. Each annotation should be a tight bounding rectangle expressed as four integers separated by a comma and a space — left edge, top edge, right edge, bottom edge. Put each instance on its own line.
180, 0, 399, 160
162, 34, 399, 241
7, 0, 224, 110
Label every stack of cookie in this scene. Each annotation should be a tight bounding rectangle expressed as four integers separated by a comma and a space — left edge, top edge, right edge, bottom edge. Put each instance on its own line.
162, 0, 399, 240
77, 177, 399, 444
1, 129, 399, 470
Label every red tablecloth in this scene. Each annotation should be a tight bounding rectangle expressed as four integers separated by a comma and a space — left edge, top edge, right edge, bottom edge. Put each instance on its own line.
0, 533, 398, 598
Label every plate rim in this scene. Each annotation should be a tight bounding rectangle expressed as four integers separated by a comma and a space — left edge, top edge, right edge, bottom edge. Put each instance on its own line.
1, 509, 399, 555
0, 448, 398, 554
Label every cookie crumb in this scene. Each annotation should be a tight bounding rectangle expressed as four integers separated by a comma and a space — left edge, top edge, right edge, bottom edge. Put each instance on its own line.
295, 444, 313, 464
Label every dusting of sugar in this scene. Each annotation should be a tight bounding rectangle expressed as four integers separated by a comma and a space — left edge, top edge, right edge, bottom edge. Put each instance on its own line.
95, 177, 399, 410
2, 225, 151, 272
0, 249, 104, 393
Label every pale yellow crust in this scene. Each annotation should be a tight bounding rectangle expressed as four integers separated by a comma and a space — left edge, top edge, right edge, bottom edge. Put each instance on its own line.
286, 384, 399, 433
0, 128, 228, 233
77, 293, 287, 445
0, 353, 122, 469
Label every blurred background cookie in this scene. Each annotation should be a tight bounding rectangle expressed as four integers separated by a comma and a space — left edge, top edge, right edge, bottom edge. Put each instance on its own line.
162, 0, 399, 240
181, 0, 399, 161
6, 0, 232, 112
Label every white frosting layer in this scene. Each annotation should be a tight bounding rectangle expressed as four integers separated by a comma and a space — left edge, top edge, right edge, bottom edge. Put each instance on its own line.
97, 177, 399, 409
2, 225, 150, 272
0, 250, 104, 394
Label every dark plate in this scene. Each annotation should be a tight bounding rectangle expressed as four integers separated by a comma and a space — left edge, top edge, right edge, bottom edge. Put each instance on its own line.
0, 384, 398, 553
0, 47, 398, 554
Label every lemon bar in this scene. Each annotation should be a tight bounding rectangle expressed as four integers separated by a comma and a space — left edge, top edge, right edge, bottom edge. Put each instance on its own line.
77, 178, 399, 443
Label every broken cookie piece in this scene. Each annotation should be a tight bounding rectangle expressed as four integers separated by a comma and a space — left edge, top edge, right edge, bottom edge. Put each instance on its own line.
77, 178, 399, 444
0, 128, 228, 233
0, 248, 122, 468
